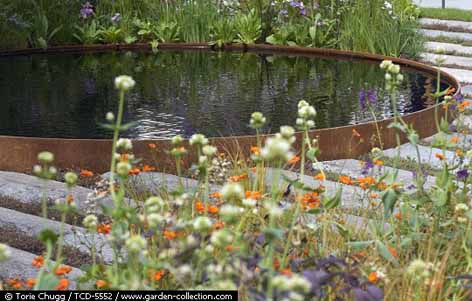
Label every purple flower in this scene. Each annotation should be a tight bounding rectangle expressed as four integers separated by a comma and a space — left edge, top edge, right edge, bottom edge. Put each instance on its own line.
361, 160, 374, 175
279, 9, 288, 17
80, 2, 94, 19
111, 13, 121, 23
367, 88, 377, 105
457, 169, 469, 180
300, 8, 306, 15
289, 0, 300, 8
359, 88, 367, 110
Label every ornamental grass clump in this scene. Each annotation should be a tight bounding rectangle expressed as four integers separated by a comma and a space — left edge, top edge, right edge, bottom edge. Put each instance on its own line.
4, 59, 472, 300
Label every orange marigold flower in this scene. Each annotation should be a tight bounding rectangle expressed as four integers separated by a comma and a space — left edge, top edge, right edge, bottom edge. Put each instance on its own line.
225, 245, 238, 252
446, 87, 456, 95
368, 272, 378, 283
96, 280, 108, 289
458, 100, 471, 111
32, 255, 44, 268
435, 153, 445, 161
80, 169, 94, 177
369, 193, 378, 199
56, 278, 69, 290
207, 205, 219, 214
196, 201, 205, 214
352, 129, 361, 137
97, 223, 112, 234
299, 192, 320, 209
374, 159, 383, 166
377, 181, 387, 191
245, 191, 262, 200
211, 192, 222, 199
142, 165, 155, 172
388, 246, 398, 258
26, 278, 36, 288
229, 174, 248, 182
339, 175, 353, 185
213, 220, 225, 230
314, 172, 326, 181
250, 146, 260, 155
456, 149, 464, 157
357, 176, 376, 190
148, 143, 157, 149
148, 269, 165, 281
163, 230, 177, 240
66, 194, 74, 205
280, 268, 292, 276
288, 156, 300, 165
7, 278, 22, 289
273, 258, 280, 270
394, 212, 402, 220
129, 168, 141, 175
450, 136, 460, 144
55, 265, 72, 276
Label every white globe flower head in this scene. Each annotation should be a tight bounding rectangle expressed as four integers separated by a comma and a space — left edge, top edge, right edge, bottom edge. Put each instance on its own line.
271, 275, 289, 290
455, 203, 469, 213
0, 243, 11, 262
261, 136, 293, 162
250, 112, 266, 129
242, 198, 257, 207
193, 216, 213, 232
385, 73, 392, 81
286, 274, 311, 293
147, 213, 165, 228
210, 229, 233, 247
297, 99, 310, 109
116, 161, 132, 177
264, 203, 283, 218
199, 155, 208, 165
220, 205, 243, 223
172, 135, 184, 145
279, 126, 296, 143
202, 145, 217, 157
380, 60, 393, 70
106, 112, 115, 122
116, 138, 133, 151
38, 151, 54, 164
189, 134, 208, 146
125, 235, 147, 253
33, 165, 42, 176
83, 214, 98, 230
388, 64, 401, 75
49, 166, 57, 176
396, 73, 404, 82
298, 104, 316, 119
64, 172, 78, 187
114, 75, 136, 91
221, 183, 244, 201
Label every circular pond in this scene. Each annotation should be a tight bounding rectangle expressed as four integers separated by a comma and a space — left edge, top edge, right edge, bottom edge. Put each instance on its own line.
0, 49, 448, 139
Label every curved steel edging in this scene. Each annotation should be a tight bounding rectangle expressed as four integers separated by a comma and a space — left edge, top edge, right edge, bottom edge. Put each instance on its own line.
0, 43, 461, 173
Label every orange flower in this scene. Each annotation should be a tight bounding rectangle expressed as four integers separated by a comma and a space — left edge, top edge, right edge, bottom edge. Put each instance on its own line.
388, 246, 398, 258
374, 160, 383, 166
55, 265, 72, 276
357, 176, 376, 190
288, 156, 300, 165
225, 245, 238, 252
196, 201, 205, 214
352, 129, 361, 137
450, 136, 460, 144
211, 192, 222, 199
80, 169, 94, 177
456, 149, 464, 157
143, 165, 155, 172
96, 280, 108, 289
250, 146, 260, 155
458, 100, 471, 111
368, 272, 378, 283
66, 194, 74, 205
163, 230, 177, 240
299, 192, 320, 209
314, 172, 325, 181
229, 174, 248, 182
339, 175, 353, 185
273, 258, 280, 270
129, 168, 141, 176
7, 278, 22, 289
148, 143, 157, 149
394, 212, 402, 220
446, 87, 456, 95
377, 181, 387, 191
26, 278, 36, 288
435, 153, 445, 161
148, 269, 165, 281
207, 205, 219, 214
32, 255, 44, 268
97, 223, 111, 234
56, 278, 69, 290
213, 220, 225, 230
369, 193, 378, 199
245, 191, 262, 200
280, 268, 292, 276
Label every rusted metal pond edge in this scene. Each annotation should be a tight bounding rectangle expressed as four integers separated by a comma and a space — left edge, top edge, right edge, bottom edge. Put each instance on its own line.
0, 43, 461, 173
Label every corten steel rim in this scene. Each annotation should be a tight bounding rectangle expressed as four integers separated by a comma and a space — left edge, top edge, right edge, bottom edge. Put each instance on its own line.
0, 43, 462, 173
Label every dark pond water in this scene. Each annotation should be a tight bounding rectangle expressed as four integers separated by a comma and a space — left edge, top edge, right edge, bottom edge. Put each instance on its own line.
0, 50, 447, 139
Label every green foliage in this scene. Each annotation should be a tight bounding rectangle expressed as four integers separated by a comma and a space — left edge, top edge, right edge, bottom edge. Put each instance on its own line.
210, 19, 236, 48
235, 9, 262, 44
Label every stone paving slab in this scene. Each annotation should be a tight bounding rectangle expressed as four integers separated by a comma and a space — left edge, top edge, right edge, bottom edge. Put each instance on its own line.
425, 41, 472, 56
322, 159, 437, 190
420, 29, 472, 41
462, 84, 472, 97
382, 143, 462, 169
421, 52, 472, 68
0, 171, 112, 213
441, 67, 472, 83
423, 131, 472, 148
0, 247, 82, 288
414, 0, 472, 10
420, 18, 472, 32
0, 207, 113, 263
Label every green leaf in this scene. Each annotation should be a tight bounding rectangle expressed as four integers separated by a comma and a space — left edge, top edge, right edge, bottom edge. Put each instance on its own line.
322, 187, 342, 209
38, 229, 58, 245
381, 188, 398, 218
376, 241, 399, 265
346, 240, 375, 249
431, 188, 448, 207
36, 274, 59, 290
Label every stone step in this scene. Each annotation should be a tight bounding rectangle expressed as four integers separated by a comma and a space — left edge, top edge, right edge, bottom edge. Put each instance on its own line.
322, 159, 436, 190
420, 18, 472, 33
421, 52, 472, 70
0, 207, 113, 264
0, 247, 82, 289
414, 0, 472, 9
0, 171, 113, 216
420, 29, 472, 42
423, 132, 472, 148
425, 41, 472, 56
462, 84, 472, 97
382, 143, 462, 170
441, 67, 472, 84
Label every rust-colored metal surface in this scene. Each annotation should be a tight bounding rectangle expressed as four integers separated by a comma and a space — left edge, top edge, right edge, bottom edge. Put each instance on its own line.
0, 43, 460, 174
